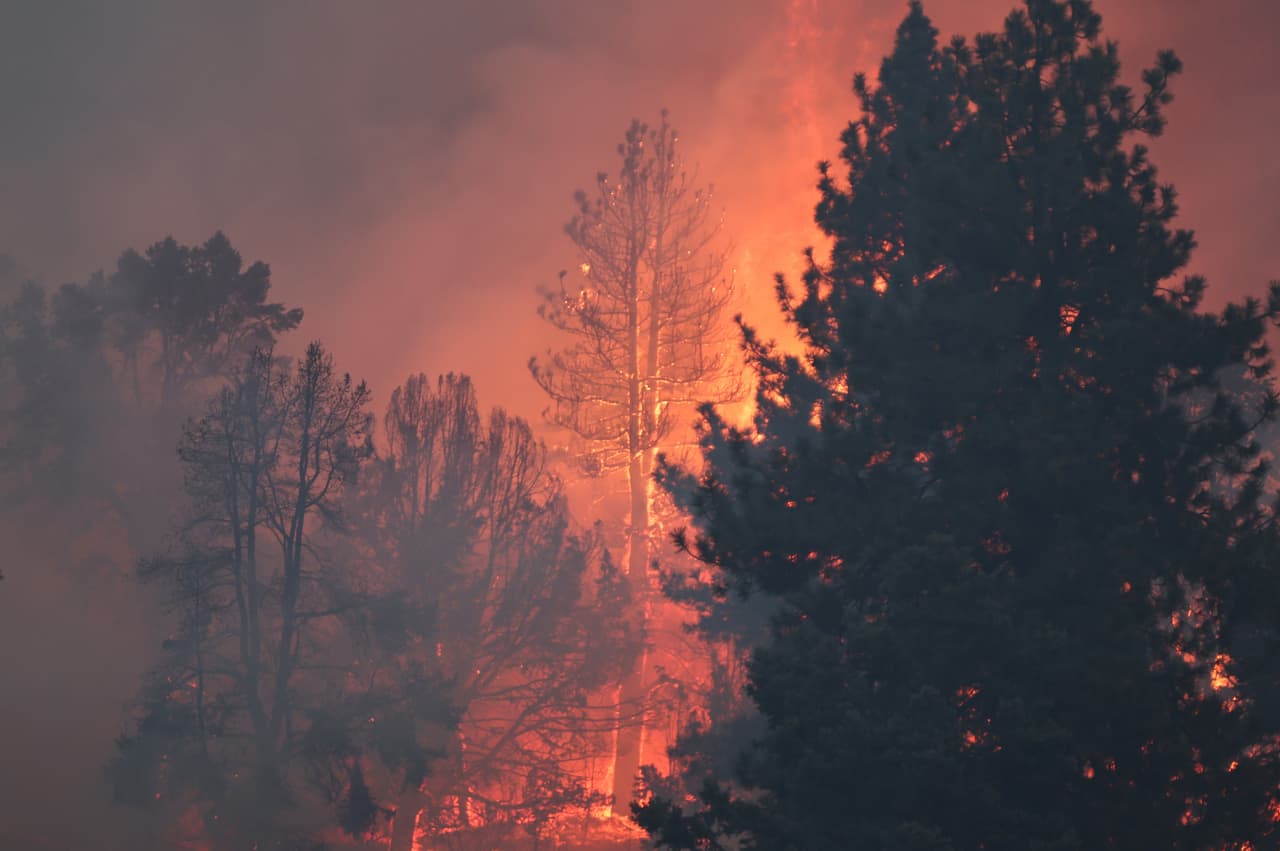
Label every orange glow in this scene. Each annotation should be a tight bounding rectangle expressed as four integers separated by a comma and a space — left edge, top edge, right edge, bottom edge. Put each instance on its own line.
1060, 304, 1080, 334
866, 448, 893, 468
1211, 653, 1238, 691
956, 684, 993, 750
1181, 795, 1207, 826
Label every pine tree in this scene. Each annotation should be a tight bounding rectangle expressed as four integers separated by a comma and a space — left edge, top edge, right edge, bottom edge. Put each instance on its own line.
0, 232, 301, 549
638, 2, 1280, 848
108, 342, 379, 847
531, 111, 738, 809
363, 374, 638, 850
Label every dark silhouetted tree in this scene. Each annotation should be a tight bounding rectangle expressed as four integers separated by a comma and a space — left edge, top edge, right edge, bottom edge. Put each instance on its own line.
0, 233, 301, 553
638, 2, 1280, 849
108, 231, 303, 412
108, 342, 383, 847
0, 278, 119, 500
530, 111, 739, 810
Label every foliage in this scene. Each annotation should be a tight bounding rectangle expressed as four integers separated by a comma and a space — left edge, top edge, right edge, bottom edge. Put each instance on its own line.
0, 232, 301, 549
107, 342, 386, 847
360, 374, 640, 850
638, 2, 1280, 848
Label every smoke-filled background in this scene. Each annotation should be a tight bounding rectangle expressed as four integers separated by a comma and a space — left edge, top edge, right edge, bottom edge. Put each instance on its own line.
0, 1, 1276, 848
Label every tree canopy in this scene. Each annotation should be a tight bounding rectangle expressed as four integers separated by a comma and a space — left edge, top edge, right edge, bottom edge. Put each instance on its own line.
362, 373, 639, 850
0, 232, 302, 546
638, 2, 1280, 848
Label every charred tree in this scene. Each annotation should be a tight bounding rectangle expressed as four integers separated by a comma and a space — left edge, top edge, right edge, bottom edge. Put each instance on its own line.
363, 374, 639, 850
530, 111, 738, 809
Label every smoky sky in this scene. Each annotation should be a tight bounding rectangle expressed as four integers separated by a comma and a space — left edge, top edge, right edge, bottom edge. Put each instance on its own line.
3, 0, 1275, 420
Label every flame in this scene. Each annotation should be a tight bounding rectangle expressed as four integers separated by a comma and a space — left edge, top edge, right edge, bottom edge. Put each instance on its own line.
1211, 653, 1238, 691
1060, 304, 1080, 334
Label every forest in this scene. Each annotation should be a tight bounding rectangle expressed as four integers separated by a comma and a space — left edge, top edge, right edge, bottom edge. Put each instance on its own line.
3, 1, 1280, 849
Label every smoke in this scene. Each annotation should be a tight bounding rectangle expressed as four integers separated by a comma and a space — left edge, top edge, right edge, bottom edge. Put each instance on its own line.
0, 516, 163, 850
2, 1, 1275, 406
0, 1, 1276, 847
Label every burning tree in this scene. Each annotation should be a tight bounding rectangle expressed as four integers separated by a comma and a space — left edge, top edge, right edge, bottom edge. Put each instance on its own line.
530, 111, 739, 809
639, 2, 1280, 848
360, 373, 639, 850
108, 342, 390, 847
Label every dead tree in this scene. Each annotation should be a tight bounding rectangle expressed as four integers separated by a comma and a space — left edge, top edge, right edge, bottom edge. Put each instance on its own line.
530, 111, 738, 809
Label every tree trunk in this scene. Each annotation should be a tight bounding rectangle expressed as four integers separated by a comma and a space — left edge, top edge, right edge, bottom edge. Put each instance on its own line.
611, 448, 650, 811
389, 789, 425, 851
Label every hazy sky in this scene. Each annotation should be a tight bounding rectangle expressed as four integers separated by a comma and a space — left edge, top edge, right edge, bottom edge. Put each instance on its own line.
2, 0, 1276, 421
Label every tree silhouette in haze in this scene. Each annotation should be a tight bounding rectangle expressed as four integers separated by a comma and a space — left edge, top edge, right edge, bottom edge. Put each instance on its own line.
0, 232, 302, 552
108, 231, 303, 412
360, 373, 639, 850
0, 234, 303, 848
107, 342, 382, 847
638, 2, 1280, 848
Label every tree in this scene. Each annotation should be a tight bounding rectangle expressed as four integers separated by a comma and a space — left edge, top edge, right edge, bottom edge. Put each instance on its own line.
0, 236, 300, 851
0, 278, 120, 499
108, 231, 304, 412
530, 111, 739, 809
0, 232, 301, 549
108, 341, 382, 847
361, 374, 639, 850
638, 2, 1280, 848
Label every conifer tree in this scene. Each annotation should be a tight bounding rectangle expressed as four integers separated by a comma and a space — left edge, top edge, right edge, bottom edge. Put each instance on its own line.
108, 342, 379, 847
363, 373, 638, 850
531, 112, 737, 809
639, 2, 1280, 848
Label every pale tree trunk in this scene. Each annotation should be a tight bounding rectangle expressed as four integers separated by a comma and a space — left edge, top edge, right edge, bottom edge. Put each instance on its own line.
613, 203, 669, 812
389, 789, 425, 851
609, 458, 650, 808
534, 114, 730, 817
611, 237, 654, 811
611, 453, 650, 811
